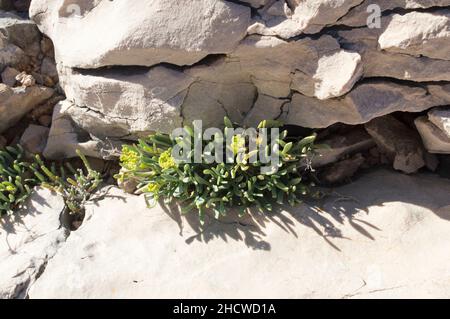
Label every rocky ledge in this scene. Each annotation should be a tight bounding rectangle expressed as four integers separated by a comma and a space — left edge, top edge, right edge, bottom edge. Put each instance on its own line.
1, 169, 448, 299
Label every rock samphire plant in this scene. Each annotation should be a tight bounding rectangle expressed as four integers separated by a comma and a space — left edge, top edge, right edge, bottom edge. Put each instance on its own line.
0, 146, 102, 216
116, 118, 319, 223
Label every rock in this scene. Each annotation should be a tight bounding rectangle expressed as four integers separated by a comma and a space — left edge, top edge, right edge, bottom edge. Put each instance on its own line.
30, 0, 251, 68
339, 27, 450, 82
286, 81, 445, 128
321, 153, 366, 184
40, 56, 58, 82
415, 116, 450, 154
1, 66, 19, 86
379, 11, 450, 61
0, 84, 54, 133
40, 36, 54, 58
365, 115, 426, 174
12, 0, 30, 12
60, 65, 194, 138
243, 94, 289, 128
248, 0, 363, 39
0, 187, 66, 299
428, 107, 450, 139
313, 128, 375, 167
37, 114, 52, 127
15, 71, 36, 87
240, 0, 271, 8
43, 100, 105, 160
338, 0, 450, 27
0, 0, 14, 11
28, 170, 450, 298
19, 124, 49, 155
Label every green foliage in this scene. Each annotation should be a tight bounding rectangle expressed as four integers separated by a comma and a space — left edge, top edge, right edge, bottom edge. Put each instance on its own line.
116, 118, 319, 223
0, 145, 34, 215
0, 146, 102, 216
31, 150, 102, 215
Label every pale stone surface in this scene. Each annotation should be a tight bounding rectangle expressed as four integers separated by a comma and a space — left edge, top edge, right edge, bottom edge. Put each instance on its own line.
428, 107, 450, 139
286, 81, 444, 128
28, 170, 450, 298
415, 116, 450, 154
248, 0, 363, 38
339, 27, 450, 82
0, 188, 66, 299
365, 116, 426, 174
379, 11, 450, 61
338, 0, 450, 27
0, 84, 53, 133
30, 0, 251, 68
43, 100, 104, 160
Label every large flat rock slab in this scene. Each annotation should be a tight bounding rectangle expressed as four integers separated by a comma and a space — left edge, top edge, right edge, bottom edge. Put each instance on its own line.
0, 188, 66, 299
29, 170, 450, 298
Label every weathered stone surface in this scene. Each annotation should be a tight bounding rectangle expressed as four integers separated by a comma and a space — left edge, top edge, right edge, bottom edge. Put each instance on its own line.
60, 66, 193, 138
19, 124, 49, 155
365, 115, 426, 174
313, 128, 375, 167
286, 81, 445, 128
0, 188, 66, 299
1, 66, 19, 86
321, 153, 366, 184
339, 27, 450, 82
428, 107, 450, 139
43, 100, 105, 160
415, 116, 450, 154
338, 0, 450, 27
248, 0, 363, 38
30, 0, 251, 68
379, 11, 450, 61
243, 94, 289, 128
28, 170, 450, 298
0, 84, 53, 133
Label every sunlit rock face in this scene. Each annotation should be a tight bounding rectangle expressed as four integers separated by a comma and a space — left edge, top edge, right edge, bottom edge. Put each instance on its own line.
29, 0, 450, 155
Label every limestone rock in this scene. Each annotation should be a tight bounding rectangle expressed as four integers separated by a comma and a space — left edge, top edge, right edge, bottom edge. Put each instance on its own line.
415, 116, 450, 154
338, 0, 450, 27
286, 81, 444, 128
321, 153, 366, 184
379, 11, 450, 61
19, 124, 49, 155
339, 27, 450, 82
428, 107, 450, 139
28, 170, 450, 298
43, 100, 108, 160
243, 94, 289, 128
1, 66, 19, 86
60, 66, 193, 138
0, 84, 54, 133
365, 115, 426, 174
248, 0, 363, 39
313, 128, 375, 167
0, 188, 66, 299
30, 0, 251, 68
15, 71, 35, 87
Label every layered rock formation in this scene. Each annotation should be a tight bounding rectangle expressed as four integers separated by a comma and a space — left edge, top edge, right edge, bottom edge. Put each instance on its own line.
26, 0, 450, 169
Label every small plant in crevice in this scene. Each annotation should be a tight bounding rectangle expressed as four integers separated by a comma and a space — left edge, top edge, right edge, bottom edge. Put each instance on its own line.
0, 145, 35, 215
116, 118, 322, 223
31, 150, 103, 216
0, 146, 102, 219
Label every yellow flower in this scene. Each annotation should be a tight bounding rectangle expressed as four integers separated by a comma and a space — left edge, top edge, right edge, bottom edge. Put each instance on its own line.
231, 135, 246, 155
146, 183, 160, 193
120, 146, 140, 171
159, 149, 176, 170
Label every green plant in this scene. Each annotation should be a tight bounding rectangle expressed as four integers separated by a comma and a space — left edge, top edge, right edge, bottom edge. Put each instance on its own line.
116, 118, 319, 223
31, 150, 102, 215
0, 145, 102, 217
0, 145, 35, 215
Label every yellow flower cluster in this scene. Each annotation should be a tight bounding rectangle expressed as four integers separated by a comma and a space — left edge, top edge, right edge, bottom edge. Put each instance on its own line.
231, 135, 246, 155
158, 149, 176, 170
120, 146, 140, 171
146, 183, 160, 193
